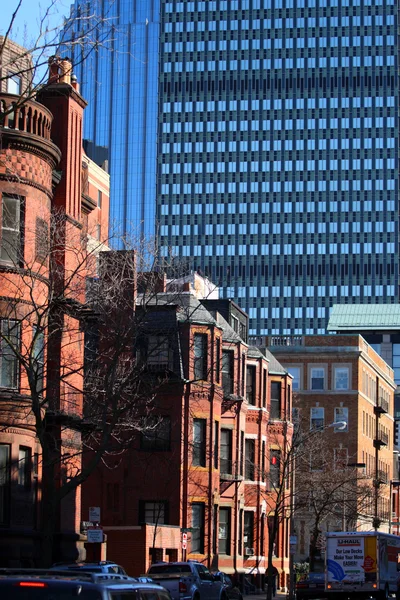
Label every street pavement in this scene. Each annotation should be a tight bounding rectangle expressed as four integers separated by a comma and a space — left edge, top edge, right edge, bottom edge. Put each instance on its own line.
244, 591, 288, 600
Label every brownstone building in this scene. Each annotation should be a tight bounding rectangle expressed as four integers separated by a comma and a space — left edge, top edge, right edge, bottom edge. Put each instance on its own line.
265, 334, 396, 563
82, 290, 293, 591
0, 43, 109, 566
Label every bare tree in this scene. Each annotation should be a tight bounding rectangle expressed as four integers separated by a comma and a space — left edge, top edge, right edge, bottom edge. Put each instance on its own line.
0, 207, 203, 565
294, 436, 374, 571
259, 420, 373, 600
0, 0, 115, 125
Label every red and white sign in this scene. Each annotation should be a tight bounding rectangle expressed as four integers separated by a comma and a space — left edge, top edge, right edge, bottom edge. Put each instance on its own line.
182, 532, 187, 550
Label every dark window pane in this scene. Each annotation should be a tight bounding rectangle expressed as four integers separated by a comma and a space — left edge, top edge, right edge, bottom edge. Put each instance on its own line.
246, 365, 256, 405
0, 319, 20, 389
218, 507, 230, 555
222, 351, 234, 396
141, 416, 171, 451
270, 381, 281, 419
194, 334, 207, 380
220, 428, 232, 474
245, 439, 255, 480
191, 503, 205, 553
193, 418, 206, 466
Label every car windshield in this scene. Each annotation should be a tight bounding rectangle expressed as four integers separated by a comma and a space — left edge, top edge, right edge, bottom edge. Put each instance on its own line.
148, 565, 191, 575
0, 583, 102, 599
67, 567, 103, 572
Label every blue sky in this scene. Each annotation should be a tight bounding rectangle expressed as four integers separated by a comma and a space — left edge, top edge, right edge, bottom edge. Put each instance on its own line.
1, 0, 70, 48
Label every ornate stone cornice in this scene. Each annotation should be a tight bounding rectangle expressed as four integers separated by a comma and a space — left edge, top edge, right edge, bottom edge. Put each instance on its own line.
1, 127, 61, 167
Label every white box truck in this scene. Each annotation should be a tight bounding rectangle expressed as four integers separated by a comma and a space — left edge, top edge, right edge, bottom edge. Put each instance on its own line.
325, 531, 400, 600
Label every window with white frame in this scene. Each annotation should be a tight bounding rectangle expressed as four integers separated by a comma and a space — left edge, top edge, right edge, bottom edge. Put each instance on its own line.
310, 407, 324, 430
334, 407, 348, 431
334, 367, 350, 390
0, 195, 22, 266
288, 366, 300, 390
310, 367, 325, 390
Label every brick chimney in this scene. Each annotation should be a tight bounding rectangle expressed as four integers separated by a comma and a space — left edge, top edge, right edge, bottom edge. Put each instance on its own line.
37, 56, 87, 222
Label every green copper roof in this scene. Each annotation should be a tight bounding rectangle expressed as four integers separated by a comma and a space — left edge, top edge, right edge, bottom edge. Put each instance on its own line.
327, 304, 400, 331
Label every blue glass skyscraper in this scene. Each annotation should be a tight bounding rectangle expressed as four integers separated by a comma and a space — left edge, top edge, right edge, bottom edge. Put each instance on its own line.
69, 0, 399, 336
68, 0, 160, 241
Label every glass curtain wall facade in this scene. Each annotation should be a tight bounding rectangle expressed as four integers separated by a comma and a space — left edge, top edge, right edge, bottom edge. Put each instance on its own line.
66, 0, 160, 242
157, 0, 399, 335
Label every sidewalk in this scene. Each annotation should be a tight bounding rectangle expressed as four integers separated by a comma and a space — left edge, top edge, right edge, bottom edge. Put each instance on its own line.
243, 591, 288, 600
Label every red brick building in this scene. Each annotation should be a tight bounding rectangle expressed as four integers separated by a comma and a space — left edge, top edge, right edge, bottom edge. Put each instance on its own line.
82, 290, 293, 591
0, 46, 109, 566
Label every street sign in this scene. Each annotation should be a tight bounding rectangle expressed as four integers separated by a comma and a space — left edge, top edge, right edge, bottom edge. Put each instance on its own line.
89, 507, 101, 523
290, 535, 297, 545
181, 528, 193, 533
87, 527, 104, 543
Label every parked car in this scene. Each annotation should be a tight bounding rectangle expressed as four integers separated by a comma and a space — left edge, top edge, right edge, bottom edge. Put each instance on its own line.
147, 561, 223, 600
0, 568, 170, 599
51, 561, 127, 575
213, 572, 243, 600
296, 572, 326, 600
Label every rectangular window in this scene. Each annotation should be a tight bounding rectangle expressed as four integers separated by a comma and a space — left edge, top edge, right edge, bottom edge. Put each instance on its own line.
146, 335, 173, 371
311, 367, 325, 390
194, 334, 207, 380
245, 439, 255, 480
334, 407, 349, 431
288, 367, 300, 390
220, 428, 232, 475
222, 351, 234, 396
240, 431, 244, 476
32, 325, 45, 395
310, 407, 324, 430
0, 195, 22, 265
7, 73, 21, 94
218, 507, 231, 555
18, 446, 31, 489
270, 381, 281, 419
216, 338, 221, 383
193, 419, 206, 466
238, 509, 243, 555
270, 449, 281, 487
262, 440, 266, 482
246, 365, 256, 405
0, 445, 10, 524
262, 369, 267, 407
334, 367, 350, 390
334, 448, 348, 470
140, 416, 171, 451
214, 422, 219, 469
0, 319, 20, 389
139, 500, 168, 525
97, 190, 102, 208
244, 511, 254, 550
191, 503, 205, 554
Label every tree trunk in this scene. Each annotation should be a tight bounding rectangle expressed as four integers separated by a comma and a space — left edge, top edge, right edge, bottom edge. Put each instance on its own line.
266, 518, 278, 600
39, 431, 60, 567
309, 524, 320, 573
